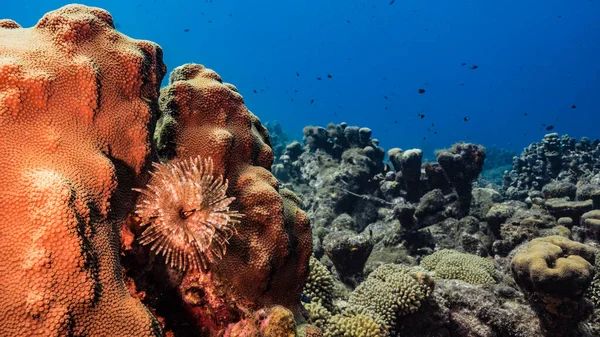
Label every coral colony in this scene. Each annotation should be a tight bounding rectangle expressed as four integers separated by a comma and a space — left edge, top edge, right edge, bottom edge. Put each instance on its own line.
1, 4, 600, 337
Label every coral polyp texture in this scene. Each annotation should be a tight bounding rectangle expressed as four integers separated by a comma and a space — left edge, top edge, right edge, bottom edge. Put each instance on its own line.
0, 4, 165, 337
151, 63, 312, 330
134, 156, 242, 271
511, 235, 596, 299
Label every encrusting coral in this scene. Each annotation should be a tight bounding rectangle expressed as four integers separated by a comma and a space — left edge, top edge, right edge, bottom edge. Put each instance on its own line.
420, 249, 496, 285
0, 5, 166, 336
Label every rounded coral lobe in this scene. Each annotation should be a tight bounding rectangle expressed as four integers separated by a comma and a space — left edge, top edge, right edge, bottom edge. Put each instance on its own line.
134, 156, 242, 271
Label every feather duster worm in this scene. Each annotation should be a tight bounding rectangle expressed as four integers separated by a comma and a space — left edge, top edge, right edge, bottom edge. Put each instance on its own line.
134, 156, 242, 271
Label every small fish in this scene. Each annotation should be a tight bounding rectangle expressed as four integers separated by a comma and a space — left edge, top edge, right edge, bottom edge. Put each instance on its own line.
349, 247, 358, 252
183, 28, 190, 32
384, 164, 390, 173
418, 113, 425, 119
300, 293, 311, 303
310, 99, 314, 104
434, 131, 438, 134
316, 77, 322, 81
423, 137, 427, 140
523, 112, 528, 116
431, 123, 435, 126
327, 74, 332, 78
346, 20, 351, 23
390, 0, 396, 4
570, 104, 576, 109
418, 88, 426, 94
461, 62, 466, 66
463, 117, 469, 121
208, 21, 212, 23
296, 71, 300, 77
394, 120, 398, 123
290, 98, 294, 102
546, 125, 555, 131
253, 89, 257, 94
470, 65, 478, 69
384, 96, 388, 99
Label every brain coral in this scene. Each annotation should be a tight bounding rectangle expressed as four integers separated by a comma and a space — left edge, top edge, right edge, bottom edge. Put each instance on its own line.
152, 63, 312, 327
421, 249, 496, 285
511, 235, 596, 298
0, 5, 165, 337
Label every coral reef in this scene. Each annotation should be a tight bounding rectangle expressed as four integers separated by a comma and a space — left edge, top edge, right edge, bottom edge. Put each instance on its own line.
126, 63, 314, 334
4, 5, 600, 337
503, 133, 600, 201
264, 120, 289, 162
0, 5, 166, 336
304, 263, 434, 337
434, 143, 486, 215
511, 236, 597, 335
420, 249, 496, 285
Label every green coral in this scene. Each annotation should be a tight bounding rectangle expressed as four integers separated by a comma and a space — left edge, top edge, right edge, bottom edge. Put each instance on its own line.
325, 312, 388, 337
304, 256, 335, 311
348, 264, 434, 331
302, 263, 433, 337
586, 250, 600, 307
420, 249, 495, 285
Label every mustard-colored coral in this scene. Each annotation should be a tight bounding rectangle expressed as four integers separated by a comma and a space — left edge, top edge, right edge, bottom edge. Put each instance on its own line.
304, 301, 332, 332
325, 312, 387, 337
586, 251, 600, 307
511, 235, 596, 298
304, 256, 336, 312
421, 249, 495, 285
348, 264, 434, 330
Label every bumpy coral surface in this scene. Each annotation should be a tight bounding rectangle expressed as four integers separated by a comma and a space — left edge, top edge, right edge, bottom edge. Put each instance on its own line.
0, 5, 166, 336
348, 264, 434, 332
154, 64, 312, 325
511, 235, 596, 298
304, 256, 336, 311
421, 249, 496, 285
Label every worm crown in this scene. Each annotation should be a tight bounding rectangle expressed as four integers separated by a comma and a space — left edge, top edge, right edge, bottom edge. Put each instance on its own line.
134, 156, 242, 271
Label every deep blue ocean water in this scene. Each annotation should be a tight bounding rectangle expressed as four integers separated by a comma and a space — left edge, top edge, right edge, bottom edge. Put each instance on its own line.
3, 0, 599, 158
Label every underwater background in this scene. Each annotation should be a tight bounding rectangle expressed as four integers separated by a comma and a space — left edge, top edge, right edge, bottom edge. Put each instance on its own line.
4, 0, 599, 156
4, 1, 600, 337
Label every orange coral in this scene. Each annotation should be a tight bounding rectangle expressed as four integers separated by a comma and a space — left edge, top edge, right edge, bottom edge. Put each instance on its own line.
153, 64, 312, 328
0, 5, 165, 336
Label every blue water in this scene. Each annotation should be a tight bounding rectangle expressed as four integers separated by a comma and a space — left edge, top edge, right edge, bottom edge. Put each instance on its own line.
4, 0, 599, 156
